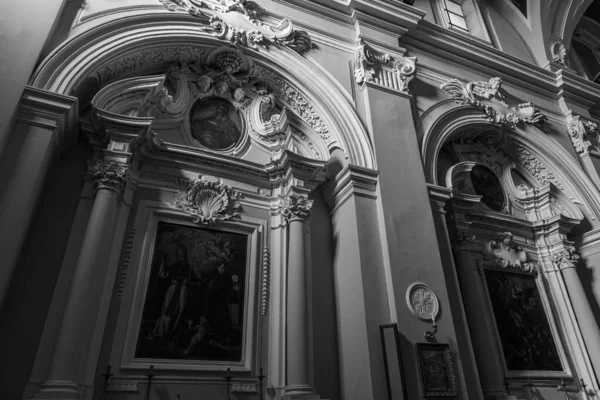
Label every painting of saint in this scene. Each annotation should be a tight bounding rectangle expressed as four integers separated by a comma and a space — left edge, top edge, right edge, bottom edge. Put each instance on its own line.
470, 165, 506, 212
190, 98, 242, 150
135, 222, 248, 362
485, 270, 562, 371
416, 343, 456, 396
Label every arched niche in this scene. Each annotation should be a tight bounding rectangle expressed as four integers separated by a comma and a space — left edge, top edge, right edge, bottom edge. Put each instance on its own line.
29, 12, 375, 170
418, 103, 600, 233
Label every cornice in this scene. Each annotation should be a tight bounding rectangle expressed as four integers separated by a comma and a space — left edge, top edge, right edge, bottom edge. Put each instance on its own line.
16, 86, 79, 155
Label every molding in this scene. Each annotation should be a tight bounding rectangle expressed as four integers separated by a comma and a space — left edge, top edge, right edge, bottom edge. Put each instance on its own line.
323, 164, 379, 213
17, 86, 79, 155
261, 245, 270, 316
117, 228, 136, 301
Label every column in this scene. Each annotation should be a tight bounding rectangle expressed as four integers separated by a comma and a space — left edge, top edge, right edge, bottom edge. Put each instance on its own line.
280, 193, 315, 397
35, 160, 128, 400
552, 246, 600, 384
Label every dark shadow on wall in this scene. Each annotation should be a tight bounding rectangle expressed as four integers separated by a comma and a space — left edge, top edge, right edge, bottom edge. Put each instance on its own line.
577, 258, 600, 328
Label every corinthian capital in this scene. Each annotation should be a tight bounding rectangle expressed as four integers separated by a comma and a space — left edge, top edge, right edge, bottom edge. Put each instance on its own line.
280, 195, 313, 222
90, 160, 129, 193
550, 246, 580, 270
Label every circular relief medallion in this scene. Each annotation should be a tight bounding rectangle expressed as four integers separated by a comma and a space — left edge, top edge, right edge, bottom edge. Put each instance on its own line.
190, 97, 243, 151
406, 283, 439, 322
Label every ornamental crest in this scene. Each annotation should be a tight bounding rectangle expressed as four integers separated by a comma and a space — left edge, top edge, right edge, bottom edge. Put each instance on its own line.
486, 232, 538, 272
174, 175, 242, 225
441, 77, 547, 129
158, 0, 313, 54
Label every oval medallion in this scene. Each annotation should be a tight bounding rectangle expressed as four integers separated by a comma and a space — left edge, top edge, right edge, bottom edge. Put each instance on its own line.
406, 283, 440, 322
190, 98, 243, 151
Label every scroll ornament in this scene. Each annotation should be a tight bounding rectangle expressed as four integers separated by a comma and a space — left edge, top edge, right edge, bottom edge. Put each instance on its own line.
567, 115, 599, 155
174, 176, 242, 225
487, 232, 538, 272
550, 246, 580, 270
158, 0, 313, 54
441, 77, 547, 128
280, 195, 313, 222
91, 160, 129, 193
354, 39, 416, 93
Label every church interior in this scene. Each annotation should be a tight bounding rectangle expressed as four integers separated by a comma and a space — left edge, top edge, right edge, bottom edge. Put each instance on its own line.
3, 1, 600, 400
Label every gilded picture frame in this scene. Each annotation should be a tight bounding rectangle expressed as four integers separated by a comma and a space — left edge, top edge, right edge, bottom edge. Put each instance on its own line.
415, 343, 457, 397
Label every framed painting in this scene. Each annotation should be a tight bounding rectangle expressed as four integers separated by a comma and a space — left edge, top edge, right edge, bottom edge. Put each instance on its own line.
190, 97, 243, 151
484, 270, 563, 372
134, 221, 249, 362
380, 324, 408, 400
416, 343, 457, 397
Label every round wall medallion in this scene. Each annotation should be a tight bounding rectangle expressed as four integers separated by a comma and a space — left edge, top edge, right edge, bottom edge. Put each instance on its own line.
189, 97, 243, 151
406, 283, 440, 322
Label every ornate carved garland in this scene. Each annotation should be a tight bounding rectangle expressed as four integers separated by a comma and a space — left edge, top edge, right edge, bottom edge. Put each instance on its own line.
441, 77, 547, 128
158, 0, 313, 54
173, 175, 242, 225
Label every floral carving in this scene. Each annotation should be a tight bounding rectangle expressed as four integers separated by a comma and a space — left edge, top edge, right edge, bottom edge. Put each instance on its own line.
487, 232, 538, 272
90, 160, 129, 193
441, 77, 547, 128
406, 283, 439, 322
158, 0, 313, 54
354, 39, 417, 93
550, 246, 580, 270
174, 175, 242, 225
280, 195, 313, 222
568, 115, 599, 155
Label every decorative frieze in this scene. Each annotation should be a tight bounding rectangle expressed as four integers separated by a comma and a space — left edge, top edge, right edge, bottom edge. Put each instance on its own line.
90, 160, 129, 193
173, 175, 242, 225
354, 39, 417, 94
158, 0, 312, 54
550, 246, 580, 270
280, 195, 313, 222
441, 77, 547, 128
485, 232, 538, 272
567, 115, 599, 156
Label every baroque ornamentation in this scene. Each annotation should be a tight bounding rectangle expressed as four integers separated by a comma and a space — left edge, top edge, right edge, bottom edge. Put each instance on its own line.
406, 283, 440, 322
90, 160, 129, 193
550, 246, 580, 270
246, 93, 289, 141
261, 245, 270, 316
450, 231, 476, 250
550, 42, 569, 67
174, 175, 242, 225
158, 0, 313, 54
354, 39, 417, 93
441, 77, 547, 128
486, 232, 538, 272
567, 115, 599, 156
280, 195, 313, 222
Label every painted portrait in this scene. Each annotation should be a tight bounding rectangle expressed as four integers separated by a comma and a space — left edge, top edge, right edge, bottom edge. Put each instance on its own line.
416, 343, 457, 397
135, 222, 248, 362
470, 165, 505, 212
485, 270, 562, 371
190, 98, 243, 150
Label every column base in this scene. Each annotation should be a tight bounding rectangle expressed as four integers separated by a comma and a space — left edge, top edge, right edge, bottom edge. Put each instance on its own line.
283, 385, 319, 400
33, 380, 79, 400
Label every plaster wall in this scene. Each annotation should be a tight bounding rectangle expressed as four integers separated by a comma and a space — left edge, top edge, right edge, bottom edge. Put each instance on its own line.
0, 0, 64, 157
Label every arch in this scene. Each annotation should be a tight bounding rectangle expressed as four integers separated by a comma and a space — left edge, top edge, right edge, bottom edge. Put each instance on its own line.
555, 0, 594, 49
30, 11, 375, 169
418, 101, 600, 225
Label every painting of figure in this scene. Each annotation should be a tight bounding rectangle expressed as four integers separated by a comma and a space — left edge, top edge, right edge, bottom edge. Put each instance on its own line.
485, 270, 562, 371
190, 98, 242, 150
135, 222, 248, 362
470, 165, 505, 212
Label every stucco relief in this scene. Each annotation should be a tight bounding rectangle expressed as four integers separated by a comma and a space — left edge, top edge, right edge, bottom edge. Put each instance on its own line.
406, 283, 440, 322
441, 77, 547, 128
567, 115, 599, 156
354, 38, 417, 94
158, 0, 312, 54
485, 232, 538, 273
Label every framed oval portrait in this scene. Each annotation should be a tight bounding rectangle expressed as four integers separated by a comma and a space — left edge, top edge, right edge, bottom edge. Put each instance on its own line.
190, 98, 243, 151
470, 165, 506, 212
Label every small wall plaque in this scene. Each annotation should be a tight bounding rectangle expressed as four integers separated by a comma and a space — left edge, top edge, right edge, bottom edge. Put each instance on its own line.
406, 283, 440, 322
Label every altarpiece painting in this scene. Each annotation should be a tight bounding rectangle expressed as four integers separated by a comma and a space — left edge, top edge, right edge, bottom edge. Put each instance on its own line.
485, 270, 562, 371
135, 221, 248, 362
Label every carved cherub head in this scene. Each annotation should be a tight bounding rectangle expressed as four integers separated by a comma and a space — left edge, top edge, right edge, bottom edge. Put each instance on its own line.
197, 75, 213, 93
233, 87, 245, 102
